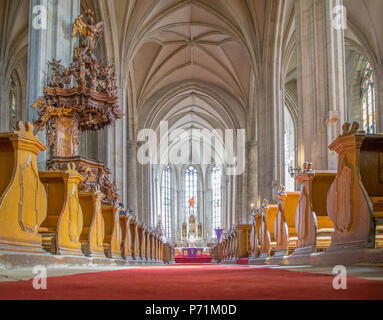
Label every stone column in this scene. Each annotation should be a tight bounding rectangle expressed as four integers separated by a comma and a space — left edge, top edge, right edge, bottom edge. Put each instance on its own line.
295, 0, 347, 170
27, 0, 80, 169
376, 63, 383, 133
127, 140, 138, 216
247, 140, 258, 209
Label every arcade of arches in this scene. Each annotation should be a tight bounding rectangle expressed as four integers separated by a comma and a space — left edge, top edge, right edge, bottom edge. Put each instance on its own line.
0, 0, 383, 300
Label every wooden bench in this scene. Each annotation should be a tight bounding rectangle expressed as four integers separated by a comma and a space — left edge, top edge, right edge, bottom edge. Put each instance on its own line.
222, 238, 227, 261
152, 232, 157, 262
249, 201, 273, 262
39, 165, 84, 256
294, 163, 336, 255
225, 228, 236, 262
211, 243, 221, 263
144, 227, 152, 262
266, 203, 278, 251
119, 213, 134, 261
273, 187, 300, 256
359, 132, 383, 248
78, 190, 105, 258
0, 122, 47, 254
235, 224, 252, 261
102, 204, 123, 259
248, 210, 259, 260
149, 230, 155, 262
154, 232, 161, 262
372, 198, 383, 247
129, 216, 141, 261
327, 122, 383, 250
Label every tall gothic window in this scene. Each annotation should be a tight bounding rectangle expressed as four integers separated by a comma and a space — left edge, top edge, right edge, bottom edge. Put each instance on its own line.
211, 165, 222, 236
361, 62, 376, 133
284, 106, 296, 191
185, 166, 198, 218
9, 75, 17, 130
161, 165, 172, 239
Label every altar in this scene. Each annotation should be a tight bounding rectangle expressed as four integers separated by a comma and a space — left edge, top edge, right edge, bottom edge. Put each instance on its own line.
174, 247, 211, 264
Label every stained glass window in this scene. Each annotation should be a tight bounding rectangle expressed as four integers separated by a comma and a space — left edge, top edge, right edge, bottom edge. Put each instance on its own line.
361, 62, 376, 134
284, 106, 295, 191
9, 75, 16, 130
185, 166, 198, 218
211, 165, 222, 236
161, 165, 171, 239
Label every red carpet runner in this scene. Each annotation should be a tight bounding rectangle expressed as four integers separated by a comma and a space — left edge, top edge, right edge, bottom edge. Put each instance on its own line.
1, 264, 383, 300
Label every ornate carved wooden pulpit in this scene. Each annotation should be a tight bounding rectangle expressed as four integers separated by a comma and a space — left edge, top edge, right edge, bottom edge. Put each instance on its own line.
32, 10, 123, 208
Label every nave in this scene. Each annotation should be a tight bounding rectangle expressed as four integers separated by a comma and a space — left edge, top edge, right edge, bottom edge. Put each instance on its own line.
1, 264, 383, 300
1, 0, 383, 302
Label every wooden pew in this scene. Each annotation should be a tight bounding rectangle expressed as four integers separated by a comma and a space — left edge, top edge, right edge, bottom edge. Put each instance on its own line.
248, 209, 259, 261
130, 216, 141, 262
159, 237, 163, 263
144, 227, 151, 263
265, 203, 278, 251
160, 239, 164, 263
235, 224, 252, 261
163, 243, 175, 264
163, 243, 170, 264
39, 164, 84, 256
0, 122, 47, 254
248, 209, 259, 260
148, 230, 155, 262
119, 213, 134, 261
155, 233, 161, 262
273, 186, 300, 257
228, 228, 236, 263
161, 239, 164, 262
137, 223, 145, 262
359, 134, 383, 248
372, 198, 383, 247
221, 238, 227, 261
154, 233, 159, 262
293, 162, 335, 257
249, 202, 273, 263
225, 228, 235, 262
155, 232, 159, 262
211, 243, 222, 263
141, 225, 148, 262
78, 190, 105, 258
326, 122, 383, 253
102, 204, 123, 259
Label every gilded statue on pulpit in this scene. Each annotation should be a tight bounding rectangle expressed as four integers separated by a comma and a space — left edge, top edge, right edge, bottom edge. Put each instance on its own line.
71, 9, 104, 55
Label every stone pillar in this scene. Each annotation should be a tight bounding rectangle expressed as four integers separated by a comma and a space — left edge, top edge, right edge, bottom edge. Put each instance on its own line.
345, 51, 363, 124
247, 141, 258, 209
127, 140, 138, 215
295, 0, 347, 170
376, 63, 383, 133
26, 0, 80, 169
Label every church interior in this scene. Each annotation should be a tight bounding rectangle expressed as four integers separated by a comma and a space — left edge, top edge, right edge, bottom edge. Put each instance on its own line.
0, 0, 383, 301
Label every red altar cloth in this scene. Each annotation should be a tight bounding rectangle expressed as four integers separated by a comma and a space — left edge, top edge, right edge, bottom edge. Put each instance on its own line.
175, 249, 211, 264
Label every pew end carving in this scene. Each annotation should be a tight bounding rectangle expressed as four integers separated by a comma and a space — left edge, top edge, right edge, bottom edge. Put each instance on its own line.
102, 204, 123, 259
326, 123, 380, 251
292, 163, 336, 258
78, 191, 105, 258
0, 122, 47, 254
39, 164, 84, 256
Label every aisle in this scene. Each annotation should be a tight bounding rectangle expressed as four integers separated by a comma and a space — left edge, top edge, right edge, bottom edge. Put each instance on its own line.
1, 264, 383, 300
